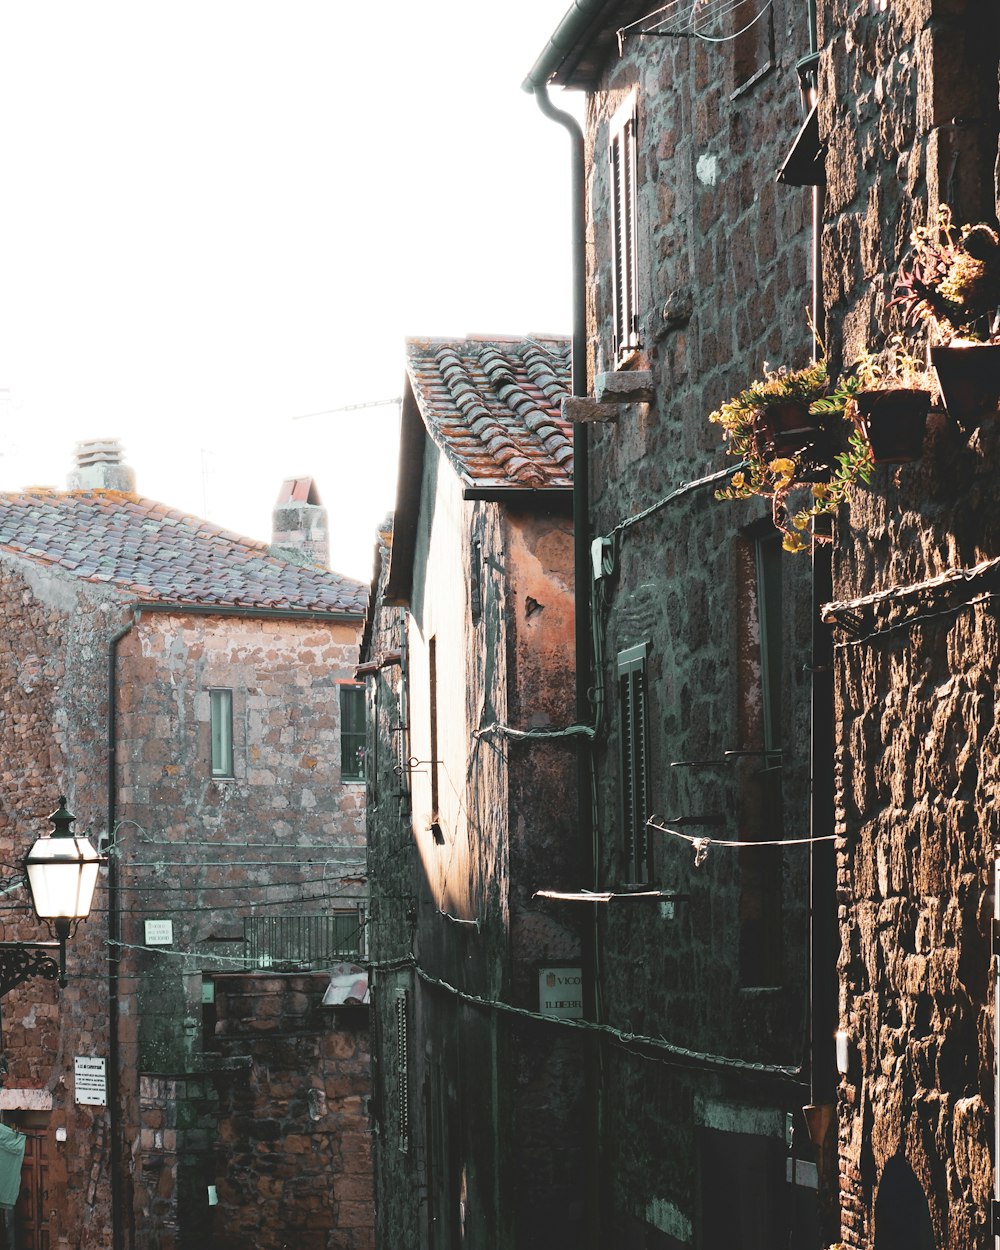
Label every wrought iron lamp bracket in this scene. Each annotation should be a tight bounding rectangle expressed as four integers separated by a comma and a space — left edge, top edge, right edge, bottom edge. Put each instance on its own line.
0, 941, 61, 996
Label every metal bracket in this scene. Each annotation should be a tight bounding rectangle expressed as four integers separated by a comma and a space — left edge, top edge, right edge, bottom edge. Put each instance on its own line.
0, 942, 61, 996
992, 918, 1000, 958
990, 1199, 1000, 1237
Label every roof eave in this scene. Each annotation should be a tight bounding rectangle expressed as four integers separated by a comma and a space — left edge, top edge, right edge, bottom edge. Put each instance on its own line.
523, 0, 634, 91
383, 380, 425, 606
461, 485, 573, 511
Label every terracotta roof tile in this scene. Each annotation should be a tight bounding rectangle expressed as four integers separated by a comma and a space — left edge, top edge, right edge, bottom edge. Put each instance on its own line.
405, 335, 572, 490
0, 489, 367, 616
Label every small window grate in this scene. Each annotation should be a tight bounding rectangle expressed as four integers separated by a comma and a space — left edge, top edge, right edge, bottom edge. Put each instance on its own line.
396, 990, 410, 1153
618, 644, 651, 882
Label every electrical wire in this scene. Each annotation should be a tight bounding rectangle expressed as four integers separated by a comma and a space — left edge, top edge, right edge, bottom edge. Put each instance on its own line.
414, 964, 801, 1079
647, 815, 835, 866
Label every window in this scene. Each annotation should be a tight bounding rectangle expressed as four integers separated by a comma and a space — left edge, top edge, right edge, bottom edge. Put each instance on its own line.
244, 911, 364, 969
210, 688, 233, 777
737, 533, 783, 986
609, 92, 640, 364
340, 684, 366, 781
618, 643, 651, 883
428, 636, 440, 819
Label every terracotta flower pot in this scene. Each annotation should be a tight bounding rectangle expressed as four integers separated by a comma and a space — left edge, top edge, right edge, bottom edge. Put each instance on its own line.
929, 344, 1000, 422
759, 399, 824, 456
854, 389, 931, 464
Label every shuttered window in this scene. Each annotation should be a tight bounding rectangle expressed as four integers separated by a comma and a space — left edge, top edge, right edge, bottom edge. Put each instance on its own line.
609, 93, 640, 364
396, 990, 410, 1153
340, 684, 366, 781
618, 643, 651, 882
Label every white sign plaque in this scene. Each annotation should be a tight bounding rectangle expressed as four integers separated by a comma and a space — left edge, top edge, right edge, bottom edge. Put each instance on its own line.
74, 1057, 107, 1106
538, 966, 584, 1019
144, 920, 174, 946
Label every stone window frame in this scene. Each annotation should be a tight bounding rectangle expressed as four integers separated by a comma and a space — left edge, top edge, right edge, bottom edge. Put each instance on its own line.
209, 687, 234, 779
618, 641, 651, 884
339, 682, 366, 783
609, 90, 641, 366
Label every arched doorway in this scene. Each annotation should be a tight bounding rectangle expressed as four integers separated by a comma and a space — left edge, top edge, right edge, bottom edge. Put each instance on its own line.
873, 1154, 935, 1250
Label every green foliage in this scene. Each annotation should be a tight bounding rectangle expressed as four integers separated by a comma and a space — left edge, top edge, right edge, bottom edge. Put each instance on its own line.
709, 360, 868, 553
895, 204, 1000, 342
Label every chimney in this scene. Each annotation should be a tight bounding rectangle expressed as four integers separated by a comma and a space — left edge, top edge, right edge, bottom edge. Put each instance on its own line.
68, 439, 137, 493
271, 478, 330, 568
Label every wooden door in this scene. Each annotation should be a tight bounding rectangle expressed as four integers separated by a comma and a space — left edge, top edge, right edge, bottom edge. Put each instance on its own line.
13, 1129, 49, 1250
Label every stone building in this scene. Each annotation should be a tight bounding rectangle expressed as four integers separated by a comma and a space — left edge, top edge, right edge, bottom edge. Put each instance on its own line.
524, 3, 824, 1247
362, 336, 588, 1247
0, 443, 373, 1249
523, 0, 1000, 1248
817, 4, 1000, 1249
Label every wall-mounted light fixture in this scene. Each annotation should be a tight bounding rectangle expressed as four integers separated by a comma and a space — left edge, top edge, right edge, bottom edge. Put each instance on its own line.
0, 797, 102, 994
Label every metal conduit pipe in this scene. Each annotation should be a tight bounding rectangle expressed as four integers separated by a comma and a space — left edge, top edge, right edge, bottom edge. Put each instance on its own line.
107, 615, 135, 1250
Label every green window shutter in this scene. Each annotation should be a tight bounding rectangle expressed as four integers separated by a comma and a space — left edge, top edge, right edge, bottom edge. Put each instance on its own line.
339, 684, 366, 781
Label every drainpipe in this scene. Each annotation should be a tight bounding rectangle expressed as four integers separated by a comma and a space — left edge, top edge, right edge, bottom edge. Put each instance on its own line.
801, 2, 839, 1240
523, 73, 599, 1250
107, 616, 135, 1250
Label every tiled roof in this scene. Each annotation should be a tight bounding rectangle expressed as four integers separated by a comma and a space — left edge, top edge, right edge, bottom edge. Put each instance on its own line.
0, 489, 367, 615
405, 335, 573, 491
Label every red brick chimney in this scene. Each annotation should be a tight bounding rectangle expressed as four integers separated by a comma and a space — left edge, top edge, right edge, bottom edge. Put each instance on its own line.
270, 477, 330, 568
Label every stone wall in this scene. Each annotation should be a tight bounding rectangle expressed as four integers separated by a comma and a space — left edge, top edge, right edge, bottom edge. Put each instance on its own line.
0, 554, 130, 1249
209, 973, 374, 1250
0, 546, 369, 1248
114, 610, 366, 1244
818, 0, 1000, 1245
577, 0, 819, 1241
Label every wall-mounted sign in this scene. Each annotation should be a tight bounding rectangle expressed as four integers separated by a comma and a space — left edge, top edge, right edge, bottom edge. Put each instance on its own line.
538, 966, 584, 1019
74, 1057, 107, 1106
144, 920, 174, 946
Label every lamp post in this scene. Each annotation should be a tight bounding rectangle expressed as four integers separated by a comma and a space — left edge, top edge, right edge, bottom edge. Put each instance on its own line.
0, 798, 102, 994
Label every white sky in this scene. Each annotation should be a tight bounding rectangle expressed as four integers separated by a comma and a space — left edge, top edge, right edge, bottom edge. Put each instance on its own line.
0, 1, 578, 582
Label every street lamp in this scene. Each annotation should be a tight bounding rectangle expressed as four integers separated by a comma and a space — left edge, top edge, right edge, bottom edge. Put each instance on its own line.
0, 797, 103, 993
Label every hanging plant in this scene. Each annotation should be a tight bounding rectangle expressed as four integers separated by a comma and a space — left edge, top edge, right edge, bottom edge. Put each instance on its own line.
894, 204, 1000, 419
710, 360, 867, 553
849, 336, 934, 464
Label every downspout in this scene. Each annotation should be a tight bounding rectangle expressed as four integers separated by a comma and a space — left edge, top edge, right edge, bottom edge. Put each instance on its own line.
523, 74, 599, 1250
107, 615, 135, 1250
802, 1, 839, 1239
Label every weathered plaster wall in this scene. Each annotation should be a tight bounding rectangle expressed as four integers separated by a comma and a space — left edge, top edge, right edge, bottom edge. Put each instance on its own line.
819, 1, 1000, 1245
579, 1, 817, 1240
367, 439, 586, 1247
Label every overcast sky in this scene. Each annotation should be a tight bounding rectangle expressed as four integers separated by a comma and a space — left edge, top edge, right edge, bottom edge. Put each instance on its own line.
0, 1, 578, 580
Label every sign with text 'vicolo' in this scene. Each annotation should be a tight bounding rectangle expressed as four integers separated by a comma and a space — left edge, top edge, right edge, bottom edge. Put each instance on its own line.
538, 967, 584, 1019
74, 1057, 107, 1106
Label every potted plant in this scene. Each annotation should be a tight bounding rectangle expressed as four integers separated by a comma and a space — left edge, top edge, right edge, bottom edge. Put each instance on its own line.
850, 336, 934, 464
894, 204, 1000, 419
710, 360, 868, 552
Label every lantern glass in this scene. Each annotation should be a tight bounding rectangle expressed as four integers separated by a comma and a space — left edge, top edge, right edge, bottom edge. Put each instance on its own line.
25, 834, 101, 920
